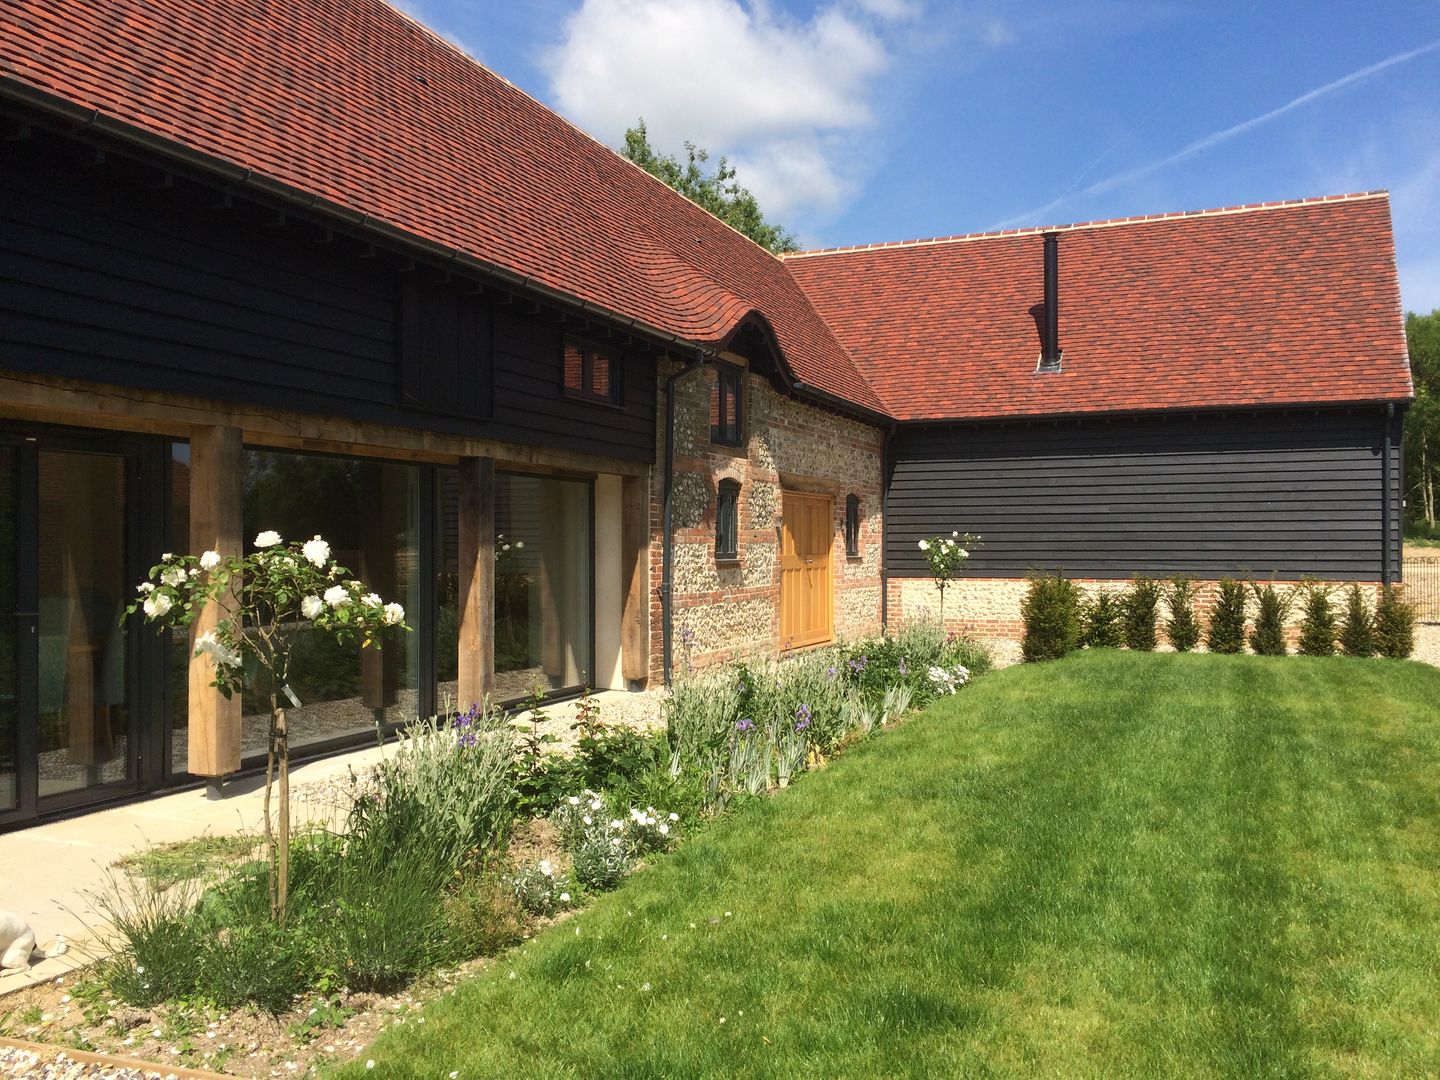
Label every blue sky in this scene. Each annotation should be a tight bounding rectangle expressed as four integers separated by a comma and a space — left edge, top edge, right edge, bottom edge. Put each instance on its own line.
403, 1, 1440, 312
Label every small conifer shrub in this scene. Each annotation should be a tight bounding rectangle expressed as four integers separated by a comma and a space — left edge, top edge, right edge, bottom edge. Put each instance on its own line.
1206, 579, 1248, 654
1374, 585, 1418, 659
1165, 577, 1201, 652
1338, 585, 1376, 657
1021, 571, 1083, 662
1119, 577, 1163, 651
1083, 592, 1124, 648
1248, 583, 1291, 656
1296, 581, 1337, 656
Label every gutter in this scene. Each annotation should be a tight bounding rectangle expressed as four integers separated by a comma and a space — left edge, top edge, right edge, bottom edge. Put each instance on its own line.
880, 425, 892, 632
661, 354, 710, 685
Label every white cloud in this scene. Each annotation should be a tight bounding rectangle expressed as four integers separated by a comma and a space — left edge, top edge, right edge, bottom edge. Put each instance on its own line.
542, 0, 906, 223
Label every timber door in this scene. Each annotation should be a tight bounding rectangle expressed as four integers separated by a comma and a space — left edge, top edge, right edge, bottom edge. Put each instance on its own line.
779, 492, 834, 649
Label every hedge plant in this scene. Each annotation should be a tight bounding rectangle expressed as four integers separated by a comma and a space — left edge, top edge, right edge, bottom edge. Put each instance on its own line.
1374, 585, 1418, 659
1248, 583, 1291, 656
1021, 571, 1083, 662
1083, 592, 1124, 648
1338, 585, 1376, 657
1207, 579, 1248, 654
1296, 582, 1337, 656
1120, 577, 1163, 651
1165, 577, 1201, 652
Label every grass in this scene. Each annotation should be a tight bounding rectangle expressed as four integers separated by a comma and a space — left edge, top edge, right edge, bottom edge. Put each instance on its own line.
114, 834, 257, 889
332, 652, 1440, 1079
1405, 521, 1440, 549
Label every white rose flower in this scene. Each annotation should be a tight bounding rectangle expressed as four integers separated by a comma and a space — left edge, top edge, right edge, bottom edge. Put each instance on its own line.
160, 566, 186, 587
324, 585, 350, 608
558, 892, 571, 903
142, 592, 173, 618
199, 550, 221, 571
513, 541, 524, 549
300, 595, 324, 619
361, 592, 382, 607
253, 530, 282, 549
301, 536, 330, 568
382, 602, 405, 625
952, 531, 959, 538
137, 582, 155, 594
160, 552, 174, 562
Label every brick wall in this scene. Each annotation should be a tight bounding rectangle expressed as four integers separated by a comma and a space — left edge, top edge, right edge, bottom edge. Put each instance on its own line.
649, 357, 885, 677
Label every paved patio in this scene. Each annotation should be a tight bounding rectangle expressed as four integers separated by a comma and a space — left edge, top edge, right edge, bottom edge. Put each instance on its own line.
0, 689, 664, 996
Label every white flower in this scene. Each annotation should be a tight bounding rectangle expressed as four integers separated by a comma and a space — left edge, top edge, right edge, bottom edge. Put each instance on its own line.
195, 632, 242, 668
301, 536, 331, 568
952, 531, 959, 538
610, 819, 623, 831
160, 566, 187, 587
567, 795, 580, 806
610, 837, 622, 848
658, 823, 670, 836
582, 815, 593, 826
253, 530, 282, 549
187, 567, 199, 578
199, 550, 221, 571
143, 592, 173, 618
589, 798, 603, 811
362, 592, 382, 607
668, 812, 679, 822
558, 892, 570, 903
324, 585, 350, 608
137, 582, 155, 594
160, 553, 174, 562
514, 540, 524, 549
383, 602, 405, 625
300, 595, 324, 619
918, 539, 929, 551
538, 860, 553, 877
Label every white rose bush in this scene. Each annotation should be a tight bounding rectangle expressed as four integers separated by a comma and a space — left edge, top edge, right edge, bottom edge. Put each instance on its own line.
125, 531, 409, 924
917, 530, 981, 626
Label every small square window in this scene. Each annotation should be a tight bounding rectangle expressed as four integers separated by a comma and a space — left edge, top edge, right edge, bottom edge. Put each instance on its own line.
562, 340, 623, 405
711, 363, 743, 446
716, 478, 740, 561
845, 494, 861, 558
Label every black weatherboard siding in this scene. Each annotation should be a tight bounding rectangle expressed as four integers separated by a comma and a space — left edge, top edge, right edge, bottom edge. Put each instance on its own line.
887, 409, 1403, 581
0, 122, 655, 463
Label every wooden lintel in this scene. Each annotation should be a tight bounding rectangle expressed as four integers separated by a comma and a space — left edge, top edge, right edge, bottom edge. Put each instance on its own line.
187, 425, 243, 777
0, 371, 651, 477
457, 457, 495, 708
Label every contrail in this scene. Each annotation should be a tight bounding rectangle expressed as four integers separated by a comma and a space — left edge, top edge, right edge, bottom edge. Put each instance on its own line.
993, 37, 1440, 229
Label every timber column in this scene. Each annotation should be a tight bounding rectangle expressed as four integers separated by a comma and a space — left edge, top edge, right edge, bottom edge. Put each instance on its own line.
187, 425, 243, 777
457, 456, 495, 707
620, 472, 650, 687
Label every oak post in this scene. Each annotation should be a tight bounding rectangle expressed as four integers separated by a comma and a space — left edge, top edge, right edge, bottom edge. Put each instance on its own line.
187, 424, 243, 776
457, 456, 495, 708
620, 473, 650, 685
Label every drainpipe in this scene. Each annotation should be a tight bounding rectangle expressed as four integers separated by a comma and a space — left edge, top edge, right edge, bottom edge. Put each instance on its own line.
880, 424, 894, 633
662, 353, 709, 685
1382, 402, 1394, 585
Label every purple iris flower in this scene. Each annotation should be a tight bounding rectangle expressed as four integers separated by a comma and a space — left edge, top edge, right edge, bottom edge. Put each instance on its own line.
735, 717, 755, 733
898, 658, 908, 676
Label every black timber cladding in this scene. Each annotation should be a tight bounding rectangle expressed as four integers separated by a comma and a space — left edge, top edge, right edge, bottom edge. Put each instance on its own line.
887, 409, 1403, 582
0, 122, 656, 463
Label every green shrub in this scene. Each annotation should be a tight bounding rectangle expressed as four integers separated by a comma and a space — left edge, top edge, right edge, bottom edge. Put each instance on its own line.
1165, 577, 1201, 652
509, 860, 573, 917
1374, 585, 1418, 659
94, 872, 209, 1008
1207, 579, 1248, 654
1120, 577, 1163, 651
1021, 571, 1082, 661
1248, 583, 1291, 656
1338, 585, 1376, 657
1083, 592, 1124, 648
1296, 582, 1337, 656
444, 875, 528, 958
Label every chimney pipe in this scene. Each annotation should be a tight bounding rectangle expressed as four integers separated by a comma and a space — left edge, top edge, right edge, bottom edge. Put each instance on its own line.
1041, 232, 1060, 370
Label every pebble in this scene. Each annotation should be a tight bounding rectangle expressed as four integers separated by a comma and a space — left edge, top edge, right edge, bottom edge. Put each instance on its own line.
0, 1042, 183, 1078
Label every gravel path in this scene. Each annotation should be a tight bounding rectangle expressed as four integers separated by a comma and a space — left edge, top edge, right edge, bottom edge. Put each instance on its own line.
1413, 623, 1440, 668
0, 1039, 215, 1078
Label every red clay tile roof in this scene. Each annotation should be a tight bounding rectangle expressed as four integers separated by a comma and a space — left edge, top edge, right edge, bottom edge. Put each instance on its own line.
0, 0, 885, 413
783, 194, 1413, 421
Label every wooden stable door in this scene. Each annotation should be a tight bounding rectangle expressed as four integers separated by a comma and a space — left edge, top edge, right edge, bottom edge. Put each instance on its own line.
779, 492, 834, 649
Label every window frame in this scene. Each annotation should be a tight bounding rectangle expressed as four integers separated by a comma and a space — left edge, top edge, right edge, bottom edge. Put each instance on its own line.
844, 494, 861, 558
715, 478, 741, 562
561, 338, 624, 406
710, 362, 744, 447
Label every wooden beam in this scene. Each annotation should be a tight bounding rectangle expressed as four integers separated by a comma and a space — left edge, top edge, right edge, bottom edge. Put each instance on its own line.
620, 472, 650, 685
187, 425, 243, 777
457, 456, 495, 708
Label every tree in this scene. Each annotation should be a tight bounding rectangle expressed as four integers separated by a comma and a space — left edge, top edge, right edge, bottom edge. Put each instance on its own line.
1404, 309, 1440, 527
128, 533, 407, 925
621, 120, 799, 254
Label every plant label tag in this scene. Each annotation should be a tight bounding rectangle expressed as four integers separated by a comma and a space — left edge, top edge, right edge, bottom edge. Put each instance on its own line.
282, 683, 303, 709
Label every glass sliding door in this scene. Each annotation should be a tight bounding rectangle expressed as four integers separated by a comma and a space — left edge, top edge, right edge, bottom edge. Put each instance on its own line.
0, 447, 16, 813
242, 449, 423, 754
494, 473, 592, 700
35, 449, 136, 802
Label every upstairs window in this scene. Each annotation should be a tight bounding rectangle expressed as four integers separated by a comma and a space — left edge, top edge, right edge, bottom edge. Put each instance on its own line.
716, 478, 740, 561
845, 494, 861, 557
711, 363, 743, 446
563, 340, 623, 405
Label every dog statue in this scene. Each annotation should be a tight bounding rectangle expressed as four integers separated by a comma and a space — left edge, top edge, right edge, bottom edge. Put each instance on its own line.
0, 910, 68, 971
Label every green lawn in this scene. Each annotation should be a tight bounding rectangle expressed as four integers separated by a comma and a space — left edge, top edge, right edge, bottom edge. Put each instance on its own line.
335, 653, 1440, 1079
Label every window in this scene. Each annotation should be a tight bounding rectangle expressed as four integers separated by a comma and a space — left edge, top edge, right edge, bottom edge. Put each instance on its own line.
563, 340, 623, 405
716, 479, 740, 561
711, 363, 743, 446
845, 494, 861, 558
